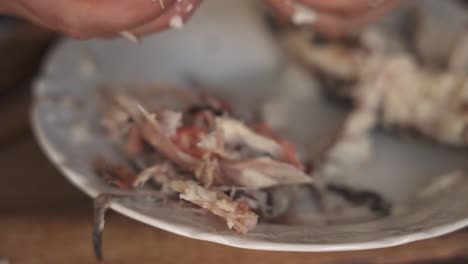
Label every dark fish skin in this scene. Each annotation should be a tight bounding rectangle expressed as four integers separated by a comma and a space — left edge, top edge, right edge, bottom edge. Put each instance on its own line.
186, 104, 225, 116
326, 183, 392, 216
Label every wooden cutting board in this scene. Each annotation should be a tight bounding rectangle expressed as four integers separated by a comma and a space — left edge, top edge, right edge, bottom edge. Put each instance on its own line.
1, 212, 468, 264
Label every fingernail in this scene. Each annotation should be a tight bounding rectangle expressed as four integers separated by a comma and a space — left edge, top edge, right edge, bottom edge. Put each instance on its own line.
153, 0, 165, 9
119, 31, 140, 44
169, 15, 184, 29
186, 3, 193, 12
291, 3, 318, 25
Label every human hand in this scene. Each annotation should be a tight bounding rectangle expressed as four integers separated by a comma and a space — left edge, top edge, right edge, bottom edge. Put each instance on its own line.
265, 0, 401, 38
0, 0, 202, 39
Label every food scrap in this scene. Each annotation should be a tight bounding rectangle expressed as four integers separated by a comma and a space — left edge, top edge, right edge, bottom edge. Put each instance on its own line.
95, 86, 321, 243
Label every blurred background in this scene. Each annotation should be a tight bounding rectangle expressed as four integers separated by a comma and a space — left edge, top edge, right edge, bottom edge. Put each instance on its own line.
1, 13, 468, 264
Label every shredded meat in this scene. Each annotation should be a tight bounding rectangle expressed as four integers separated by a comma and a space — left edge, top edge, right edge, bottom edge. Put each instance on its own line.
95, 89, 320, 234
215, 117, 284, 158
116, 95, 200, 170
170, 180, 258, 233
222, 157, 313, 188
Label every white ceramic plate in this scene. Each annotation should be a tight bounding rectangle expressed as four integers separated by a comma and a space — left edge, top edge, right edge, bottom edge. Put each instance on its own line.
31, 0, 468, 251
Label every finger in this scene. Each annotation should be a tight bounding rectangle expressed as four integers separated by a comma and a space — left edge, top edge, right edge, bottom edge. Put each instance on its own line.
312, 14, 348, 39
265, 0, 295, 21
315, 0, 401, 38
297, 0, 374, 16
266, 0, 400, 39
352, 0, 401, 29
312, 0, 400, 38
266, 0, 325, 27
128, 0, 202, 37
12, 0, 178, 38
264, 0, 370, 20
67, 0, 180, 37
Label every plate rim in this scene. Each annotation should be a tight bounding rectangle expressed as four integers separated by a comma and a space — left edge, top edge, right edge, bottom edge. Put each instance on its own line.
29, 38, 468, 252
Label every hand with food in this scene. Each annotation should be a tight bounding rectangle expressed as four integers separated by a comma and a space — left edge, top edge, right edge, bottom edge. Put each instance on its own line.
0, 0, 202, 39
265, 0, 402, 38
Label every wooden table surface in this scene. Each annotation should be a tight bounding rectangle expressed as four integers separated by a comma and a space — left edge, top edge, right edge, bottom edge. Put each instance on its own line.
0, 22, 467, 264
